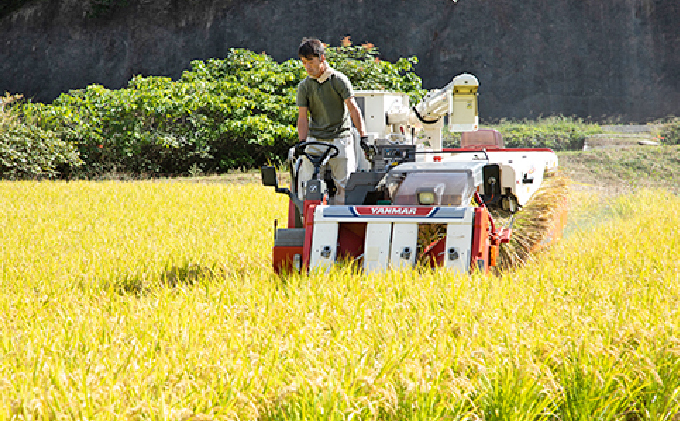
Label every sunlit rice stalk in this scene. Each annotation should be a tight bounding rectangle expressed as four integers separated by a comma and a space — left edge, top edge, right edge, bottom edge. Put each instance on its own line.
0, 181, 678, 420
493, 174, 570, 270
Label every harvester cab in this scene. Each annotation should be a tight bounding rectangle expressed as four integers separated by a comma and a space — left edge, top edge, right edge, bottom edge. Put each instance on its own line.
261, 73, 564, 275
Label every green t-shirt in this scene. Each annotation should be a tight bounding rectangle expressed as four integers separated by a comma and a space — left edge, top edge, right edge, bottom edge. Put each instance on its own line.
296, 69, 354, 139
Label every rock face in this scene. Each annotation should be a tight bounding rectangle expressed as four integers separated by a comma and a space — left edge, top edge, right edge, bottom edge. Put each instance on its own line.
1, 0, 677, 121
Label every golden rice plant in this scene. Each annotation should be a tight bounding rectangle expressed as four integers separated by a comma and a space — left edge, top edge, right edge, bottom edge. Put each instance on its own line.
493, 174, 571, 270
0, 181, 678, 420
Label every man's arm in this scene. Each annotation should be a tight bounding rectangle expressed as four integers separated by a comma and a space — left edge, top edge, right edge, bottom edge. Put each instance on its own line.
345, 96, 367, 137
297, 106, 309, 141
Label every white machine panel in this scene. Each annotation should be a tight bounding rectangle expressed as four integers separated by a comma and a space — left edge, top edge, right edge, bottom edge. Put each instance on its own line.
389, 223, 418, 269
364, 223, 393, 272
449, 73, 479, 132
444, 209, 474, 273
449, 95, 479, 132
354, 91, 410, 139
312, 205, 474, 272
310, 221, 338, 270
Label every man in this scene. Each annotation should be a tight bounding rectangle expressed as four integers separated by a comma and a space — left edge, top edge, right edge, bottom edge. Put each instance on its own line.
296, 38, 367, 205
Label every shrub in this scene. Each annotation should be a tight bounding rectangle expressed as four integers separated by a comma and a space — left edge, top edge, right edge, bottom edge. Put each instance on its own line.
22, 60, 297, 176
326, 40, 425, 104
658, 117, 680, 145
22, 45, 424, 177
489, 116, 604, 151
0, 95, 82, 179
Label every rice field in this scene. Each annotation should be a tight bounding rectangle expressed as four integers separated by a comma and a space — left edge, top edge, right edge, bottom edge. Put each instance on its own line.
0, 180, 679, 420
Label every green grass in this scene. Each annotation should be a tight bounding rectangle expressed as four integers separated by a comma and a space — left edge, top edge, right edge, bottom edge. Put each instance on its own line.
487, 115, 604, 134
0, 180, 679, 420
559, 145, 680, 193
441, 116, 604, 150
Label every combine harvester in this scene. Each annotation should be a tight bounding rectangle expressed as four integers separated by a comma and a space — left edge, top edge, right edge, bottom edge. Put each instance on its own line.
261, 74, 568, 274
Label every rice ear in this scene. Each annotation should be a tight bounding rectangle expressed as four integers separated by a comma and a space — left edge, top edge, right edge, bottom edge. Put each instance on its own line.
493, 174, 571, 270
414, 174, 570, 271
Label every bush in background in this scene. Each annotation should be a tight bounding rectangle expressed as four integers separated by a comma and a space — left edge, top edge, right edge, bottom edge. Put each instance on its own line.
8, 38, 673, 180
1, 95, 82, 179
444, 116, 604, 150
658, 117, 680, 145
327, 39, 425, 105
20, 45, 423, 178
489, 116, 604, 151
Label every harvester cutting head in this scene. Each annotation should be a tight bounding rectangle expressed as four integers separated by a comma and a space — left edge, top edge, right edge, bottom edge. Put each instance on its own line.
262, 75, 568, 275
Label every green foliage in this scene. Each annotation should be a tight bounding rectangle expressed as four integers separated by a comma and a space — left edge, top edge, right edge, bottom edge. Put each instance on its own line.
658, 117, 680, 145
0, 98, 82, 179
326, 43, 425, 104
0, 124, 82, 179
445, 117, 604, 150
490, 116, 605, 151
559, 145, 680, 191
21, 46, 424, 177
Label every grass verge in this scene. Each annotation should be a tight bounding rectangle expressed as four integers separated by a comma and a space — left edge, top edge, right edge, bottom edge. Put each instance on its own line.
558, 145, 680, 195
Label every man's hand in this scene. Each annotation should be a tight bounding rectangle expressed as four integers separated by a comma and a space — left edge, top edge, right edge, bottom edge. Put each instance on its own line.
360, 136, 375, 161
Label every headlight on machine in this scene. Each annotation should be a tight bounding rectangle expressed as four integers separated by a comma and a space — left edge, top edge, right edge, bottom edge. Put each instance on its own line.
416, 188, 436, 205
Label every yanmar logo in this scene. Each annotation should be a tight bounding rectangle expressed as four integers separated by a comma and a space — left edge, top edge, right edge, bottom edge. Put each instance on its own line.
371, 207, 417, 215
353, 206, 435, 217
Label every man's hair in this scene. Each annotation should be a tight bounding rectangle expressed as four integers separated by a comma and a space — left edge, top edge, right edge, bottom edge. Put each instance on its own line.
298, 38, 325, 59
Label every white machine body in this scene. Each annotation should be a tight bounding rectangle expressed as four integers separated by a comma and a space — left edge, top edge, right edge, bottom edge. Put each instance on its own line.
356, 73, 480, 152
310, 205, 475, 273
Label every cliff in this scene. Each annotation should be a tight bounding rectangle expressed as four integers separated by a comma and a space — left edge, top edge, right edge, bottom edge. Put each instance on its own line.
1, 0, 678, 121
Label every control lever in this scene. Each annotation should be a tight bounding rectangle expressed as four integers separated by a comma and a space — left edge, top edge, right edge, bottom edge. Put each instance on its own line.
360, 136, 376, 162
